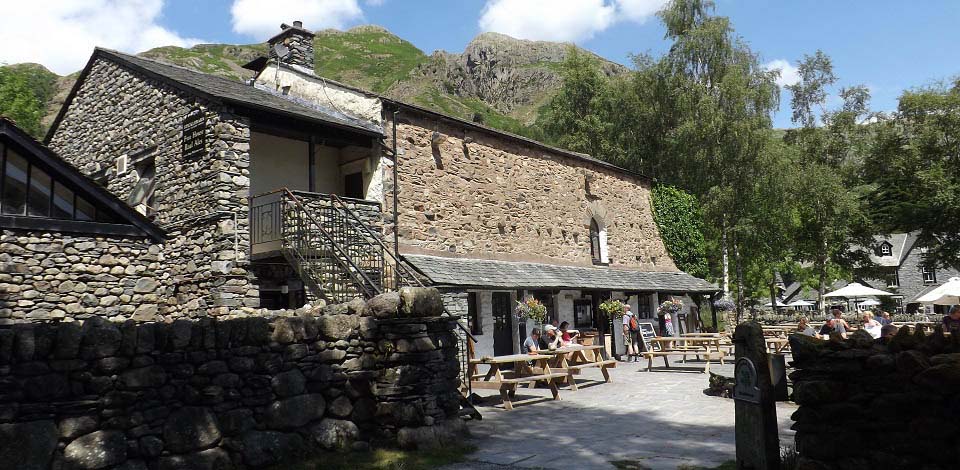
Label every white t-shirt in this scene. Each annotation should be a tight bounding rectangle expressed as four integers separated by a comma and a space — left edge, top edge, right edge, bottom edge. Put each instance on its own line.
623, 312, 634, 325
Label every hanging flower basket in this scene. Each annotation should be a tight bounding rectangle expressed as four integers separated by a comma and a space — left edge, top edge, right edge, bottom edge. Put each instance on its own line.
515, 297, 547, 325
658, 298, 683, 316
599, 299, 626, 319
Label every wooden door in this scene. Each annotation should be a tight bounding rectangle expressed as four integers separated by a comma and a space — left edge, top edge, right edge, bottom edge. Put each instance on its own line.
492, 292, 514, 356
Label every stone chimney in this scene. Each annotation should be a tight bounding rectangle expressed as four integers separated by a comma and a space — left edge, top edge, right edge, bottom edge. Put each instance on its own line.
267, 20, 315, 71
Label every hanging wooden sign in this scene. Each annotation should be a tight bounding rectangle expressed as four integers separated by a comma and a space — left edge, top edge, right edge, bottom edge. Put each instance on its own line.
182, 108, 207, 159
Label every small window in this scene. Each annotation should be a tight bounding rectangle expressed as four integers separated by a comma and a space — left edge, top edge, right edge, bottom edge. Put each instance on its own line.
468, 292, 481, 336
922, 266, 937, 284
75, 195, 95, 221
879, 243, 892, 256
888, 269, 900, 288
52, 182, 74, 219
343, 172, 364, 199
128, 158, 156, 217
2, 149, 28, 215
27, 166, 52, 217
590, 219, 602, 263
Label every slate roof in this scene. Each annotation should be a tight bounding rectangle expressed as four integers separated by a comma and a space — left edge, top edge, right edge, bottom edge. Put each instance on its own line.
866, 233, 916, 267
46, 48, 382, 143
404, 254, 718, 293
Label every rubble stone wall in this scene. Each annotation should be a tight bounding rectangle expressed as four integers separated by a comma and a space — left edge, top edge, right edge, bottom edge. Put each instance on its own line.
48, 57, 260, 314
0, 288, 465, 470
788, 329, 960, 470
386, 113, 677, 271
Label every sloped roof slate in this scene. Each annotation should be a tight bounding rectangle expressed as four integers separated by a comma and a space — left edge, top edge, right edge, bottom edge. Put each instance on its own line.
404, 254, 718, 293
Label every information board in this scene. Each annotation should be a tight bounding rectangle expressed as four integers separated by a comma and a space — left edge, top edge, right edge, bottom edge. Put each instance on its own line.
638, 322, 659, 352
182, 108, 206, 159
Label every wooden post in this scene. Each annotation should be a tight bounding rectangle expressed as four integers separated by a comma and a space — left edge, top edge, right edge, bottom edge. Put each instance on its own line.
733, 322, 779, 470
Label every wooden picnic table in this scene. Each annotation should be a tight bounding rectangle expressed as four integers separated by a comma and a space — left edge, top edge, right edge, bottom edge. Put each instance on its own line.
537, 345, 615, 390
468, 353, 564, 410
765, 337, 790, 354
643, 337, 726, 373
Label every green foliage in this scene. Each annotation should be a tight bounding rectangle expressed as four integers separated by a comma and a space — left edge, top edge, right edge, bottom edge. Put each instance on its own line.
140, 44, 267, 81
0, 64, 58, 137
599, 299, 626, 319
651, 185, 708, 278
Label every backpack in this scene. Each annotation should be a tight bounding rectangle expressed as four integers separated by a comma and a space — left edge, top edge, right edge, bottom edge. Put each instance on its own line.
629, 315, 640, 332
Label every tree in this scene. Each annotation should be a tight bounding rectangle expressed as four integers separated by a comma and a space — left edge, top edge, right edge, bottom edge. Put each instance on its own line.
651, 185, 708, 278
0, 64, 58, 138
864, 79, 960, 269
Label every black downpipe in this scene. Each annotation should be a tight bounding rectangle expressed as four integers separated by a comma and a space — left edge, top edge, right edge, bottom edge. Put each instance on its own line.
392, 109, 401, 291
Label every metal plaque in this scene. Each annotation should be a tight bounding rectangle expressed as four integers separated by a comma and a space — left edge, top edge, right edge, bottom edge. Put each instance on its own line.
734, 357, 761, 404
182, 108, 207, 159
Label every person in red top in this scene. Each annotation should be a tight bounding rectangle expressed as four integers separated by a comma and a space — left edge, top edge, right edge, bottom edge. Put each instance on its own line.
559, 321, 579, 345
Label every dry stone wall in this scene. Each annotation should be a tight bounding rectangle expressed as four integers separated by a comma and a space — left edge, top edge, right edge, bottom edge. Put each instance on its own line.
0, 231, 164, 323
789, 329, 960, 470
387, 113, 677, 271
0, 287, 465, 469
48, 57, 260, 314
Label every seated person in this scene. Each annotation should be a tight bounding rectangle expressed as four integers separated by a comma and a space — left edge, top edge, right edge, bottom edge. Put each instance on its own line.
943, 306, 960, 334
879, 311, 893, 326
559, 321, 579, 345
796, 317, 816, 337
861, 311, 882, 339
542, 325, 562, 349
878, 324, 898, 344
818, 318, 835, 338
523, 328, 541, 354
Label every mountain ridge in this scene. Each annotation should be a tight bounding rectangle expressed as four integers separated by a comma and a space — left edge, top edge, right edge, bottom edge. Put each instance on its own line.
0, 25, 628, 138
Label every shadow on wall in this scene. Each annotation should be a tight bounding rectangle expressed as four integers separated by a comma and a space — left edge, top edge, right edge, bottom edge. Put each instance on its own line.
0, 287, 466, 469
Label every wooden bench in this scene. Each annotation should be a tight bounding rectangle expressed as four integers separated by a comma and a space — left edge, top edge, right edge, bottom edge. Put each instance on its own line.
565, 359, 617, 388
643, 350, 725, 373
470, 354, 565, 410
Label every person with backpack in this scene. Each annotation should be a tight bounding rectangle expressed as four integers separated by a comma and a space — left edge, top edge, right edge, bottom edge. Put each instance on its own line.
622, 304, 641, 362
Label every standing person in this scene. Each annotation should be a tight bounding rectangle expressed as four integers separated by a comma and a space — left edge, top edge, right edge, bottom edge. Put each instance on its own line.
663, 311, 675, 336
942, 306, 960, 334
523, 328, 541, 354
622, 305, 640, 362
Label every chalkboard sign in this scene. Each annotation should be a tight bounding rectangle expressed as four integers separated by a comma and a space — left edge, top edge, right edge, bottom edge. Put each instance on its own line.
638, 322, 659, 352
182, 109, 206, 159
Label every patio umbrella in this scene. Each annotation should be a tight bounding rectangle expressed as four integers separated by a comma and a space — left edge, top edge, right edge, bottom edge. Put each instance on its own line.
917, 277, 960, 305
788, 300, 814, 307
859, 299, 881, 307
824, 282, 894, 298
763, 299, 789, 308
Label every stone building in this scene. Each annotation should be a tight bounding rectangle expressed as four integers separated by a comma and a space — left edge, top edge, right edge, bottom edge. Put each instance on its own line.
41, 22, 716, 357
0, 118, 165, 322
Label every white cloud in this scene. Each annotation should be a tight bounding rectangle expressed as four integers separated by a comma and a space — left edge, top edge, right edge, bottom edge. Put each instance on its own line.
764, 59, 800, 88
478, 0, 666, 43
479, 0, 615, 42
0, 0, 201, 75
615, 0, 668, 23
231, 0, 364, 40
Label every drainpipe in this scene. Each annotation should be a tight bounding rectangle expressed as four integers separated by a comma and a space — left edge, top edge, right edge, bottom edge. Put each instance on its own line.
392, 109, 401, 290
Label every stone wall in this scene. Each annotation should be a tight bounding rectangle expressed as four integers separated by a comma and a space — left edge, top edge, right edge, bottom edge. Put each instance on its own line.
0, 231, 164, 323
386, 113, 677, 271
0, 288, 465, 470
48, 56, 260, 315
789, 329, 960, 470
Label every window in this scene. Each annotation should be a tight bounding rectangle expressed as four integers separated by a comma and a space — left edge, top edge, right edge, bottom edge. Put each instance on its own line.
636, 294, 653, 319
922, 266, 937, 284
888, 269, 900, 288
574, 299, 594, 328
28, 166, 51, 217
879, 243, 892, 256
468, 292, 481, 336
590, 219, 605, 264
127, 158, 156, 217
343, 172, 364, 199
2, 148, 28, 215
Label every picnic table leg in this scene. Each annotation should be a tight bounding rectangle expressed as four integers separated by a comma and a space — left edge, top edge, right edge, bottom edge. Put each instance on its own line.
500, 384, 514, 411
647, 355, 653, 372
663, 356, 670, 369
703, 357, 711, 374
548, 378, 561, 401
600, 364, 611, 383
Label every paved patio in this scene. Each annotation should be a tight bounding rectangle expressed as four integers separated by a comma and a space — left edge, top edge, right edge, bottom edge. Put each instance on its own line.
446, 360, 796, 470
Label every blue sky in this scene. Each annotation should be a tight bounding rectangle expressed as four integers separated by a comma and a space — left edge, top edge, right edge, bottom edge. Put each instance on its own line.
4, 1, 960, 128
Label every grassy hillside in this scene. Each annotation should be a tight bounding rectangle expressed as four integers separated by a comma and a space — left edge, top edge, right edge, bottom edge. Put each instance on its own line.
314, 25, 428, 93
139, 43, 267, 81
0, 63, 60, 137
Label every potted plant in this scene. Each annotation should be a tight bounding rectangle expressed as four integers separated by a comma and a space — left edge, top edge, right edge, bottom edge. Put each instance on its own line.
599, 299, 625, 320
713, 298, 736, 333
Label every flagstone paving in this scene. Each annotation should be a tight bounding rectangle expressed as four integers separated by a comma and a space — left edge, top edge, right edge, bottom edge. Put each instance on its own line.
444, 361, 796, 470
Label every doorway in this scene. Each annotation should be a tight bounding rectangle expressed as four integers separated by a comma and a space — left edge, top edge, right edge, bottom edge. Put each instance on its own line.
492, 292, 514, 356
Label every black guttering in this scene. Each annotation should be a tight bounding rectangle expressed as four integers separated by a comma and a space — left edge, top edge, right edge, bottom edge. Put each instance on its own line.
3, 119, 166, 241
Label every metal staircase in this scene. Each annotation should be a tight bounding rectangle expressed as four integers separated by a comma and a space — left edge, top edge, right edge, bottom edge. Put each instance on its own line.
253, 188, 480, 418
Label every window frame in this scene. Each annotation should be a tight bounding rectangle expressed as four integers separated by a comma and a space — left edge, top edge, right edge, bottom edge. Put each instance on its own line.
468, 292, 482, 336
922, 265, 937, 284
879, 243, 892, 256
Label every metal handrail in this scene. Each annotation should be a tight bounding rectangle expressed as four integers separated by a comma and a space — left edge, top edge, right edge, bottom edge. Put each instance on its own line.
281, 188, 383, 299
328, 193, 478, 345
